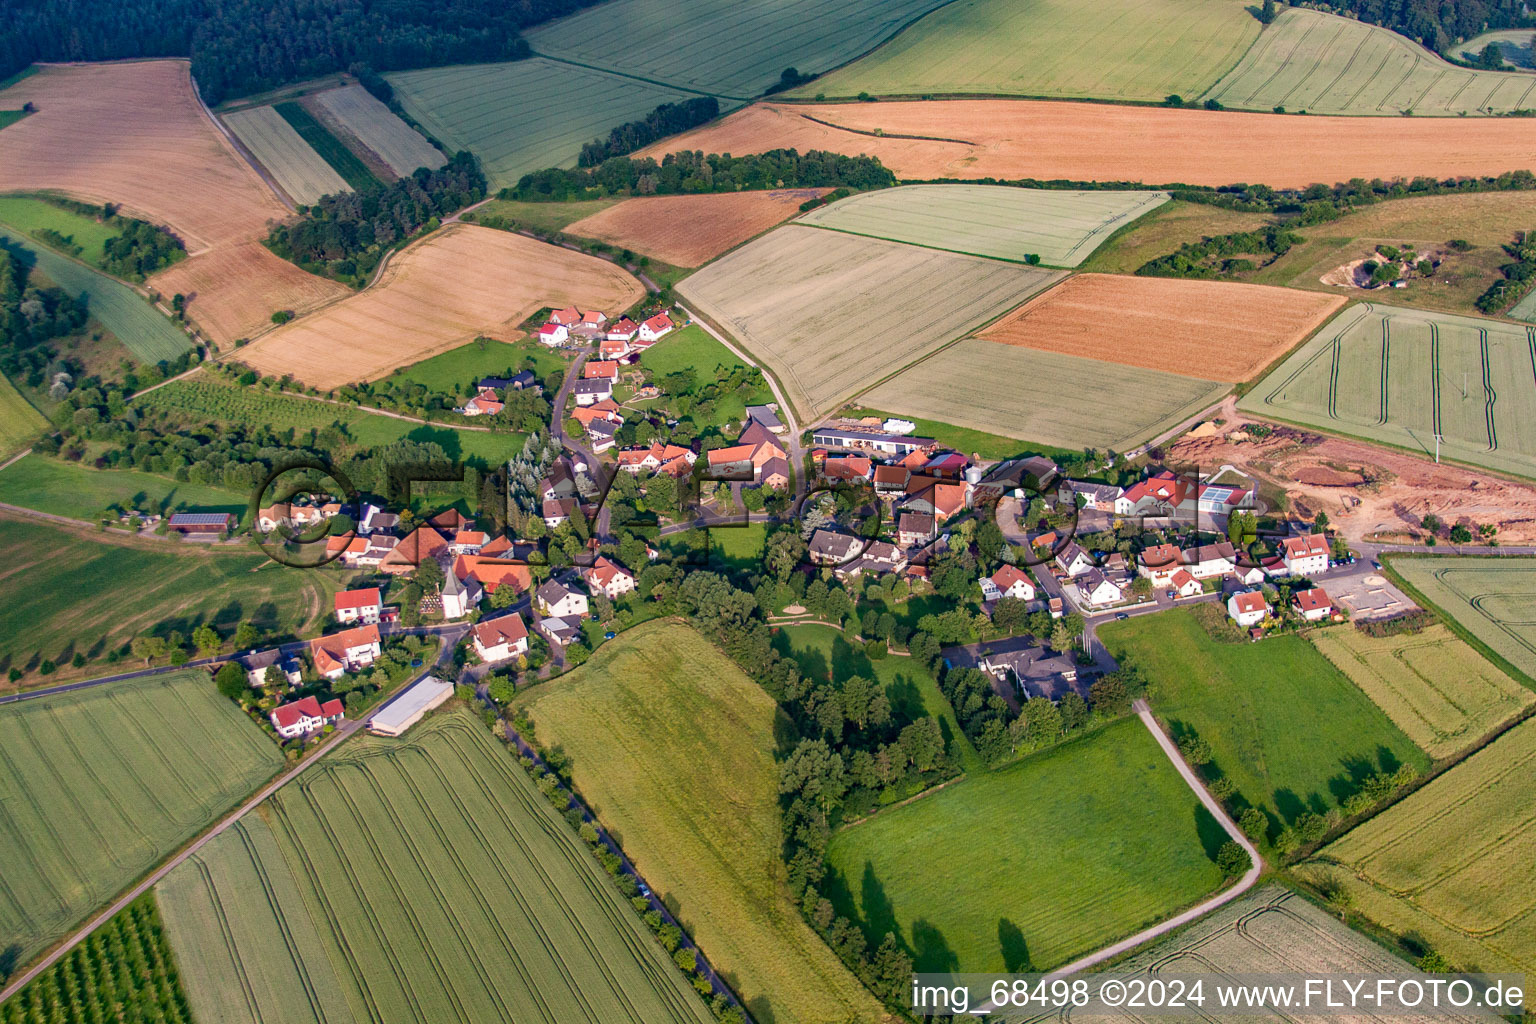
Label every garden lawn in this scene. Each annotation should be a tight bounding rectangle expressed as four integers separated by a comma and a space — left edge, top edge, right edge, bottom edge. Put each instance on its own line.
707, 520, 767, 572
774, 621, 982, 773
0, 516, 340, 687
388, 338, 552, 393
0, 670, 282, 965
826, 717, 1225, 972
1099, 609, 1430, 827
514, 621, 886, 1024
639, 325, 772, 427
0, 454, 246, 522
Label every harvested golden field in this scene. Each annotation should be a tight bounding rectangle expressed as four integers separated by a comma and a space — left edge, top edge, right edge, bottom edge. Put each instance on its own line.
0, 61, 288, 252
643, 100, 1536, 189
978, 274, 1343, 383
565, 188, 827, 267
236, 224, 643, 387
148, 243, 348, 347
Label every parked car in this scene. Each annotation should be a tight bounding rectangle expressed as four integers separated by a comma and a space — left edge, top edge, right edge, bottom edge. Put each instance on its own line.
1116, 612, 1130, 620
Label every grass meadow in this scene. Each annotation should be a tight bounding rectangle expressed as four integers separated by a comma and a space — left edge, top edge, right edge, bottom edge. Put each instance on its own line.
0, 517, 340, 687
514, 622, 887, 1024
0, 455, 247, 522
387, 337, 554, 393
1079, 199, 1273, 274
311, 85, 446, 177
1203, 6, 1536, 115
0, 670, 282, 965
1238, 303, 1536, 480
0, 230, 192, 363
388, 60, 710, 189
862, 338, 1229, 452
826, 716, 1225, 972
275, 101, 380, 190
222, 104, 349, 205
0, 372, 47, 457
169, 711, 715, 1024
796, 0, 1260, 103
1389, 556, 1536, 683
798, 185, 1169, 267
1099, 609, 1430, 827
527, 0, 955, 98
638, 324, 773, 426
0, 194, 120, 266
677, 225, 1061, 420
1454, 30, 1536, 68
1309, 624, 1532, 759
1300, 714, 1536, 975
470, 196, 621, 234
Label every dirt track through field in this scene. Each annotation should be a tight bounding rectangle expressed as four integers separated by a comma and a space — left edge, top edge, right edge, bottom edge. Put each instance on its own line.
235, 224, 644, 388
979, 274, 1344, 382
565, 189, 827, 267
644, 100, 1536, 189
0, 61, 289, 252
148, 243, 349, 347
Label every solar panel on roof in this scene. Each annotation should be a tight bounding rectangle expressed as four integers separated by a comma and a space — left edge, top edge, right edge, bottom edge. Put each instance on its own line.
169, 513, 231, 524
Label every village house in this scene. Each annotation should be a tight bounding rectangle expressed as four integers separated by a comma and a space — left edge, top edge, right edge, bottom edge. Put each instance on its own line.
358, 504, 398, 535
334, 587, 382, 625
1064, 480, 1123, 510
896, 511, 936, 549
573, 378, 615, 406
617, 442, 696, 475
1168, 568, 1204, 599
808, 529, 864, 566
1228, 590, 1270, 628
536, 578, 589, 619
452, 554, 532, 599
549, 306, 583, 326
975, 455, 1059, 499
449, 529, 488, 555
573, 399, 623, 428
638, 312, 676, 342
975, 640, 1078, 700
379, 526, 449, 575
599, 337, 631, 361
1281, 533, 1331, 576
309, 624, 382, 680
237, 648, 302, 689
822, 456, 873, 482
757, 457, 791, 491
542, 497, 578, 528
1076, 568, 1126, 608
537, 322, 570, 346
1137, 542, 1184, 585
1055, 541, 1097, 578
811, 426, 935, 457
834, 540, 908, 581
472, 614, 530, 663
984, 564, 1036, 602
1182, 541, 1237, 580
606, 317, 639, 343
538, 615, 581, 647
270, 695, 344, 740
873, 464, 910, 497
1293, 587, 1336, 622
336, 533, 398, 568
582, 556, 636, 599
705, 434, 787, 484
257, 503, 289, 532
587, 418, 618, 453
1114, 470, 1194, 517
902, 477, 967, 522
459, 388, 504, 417
584, 360, 620, 381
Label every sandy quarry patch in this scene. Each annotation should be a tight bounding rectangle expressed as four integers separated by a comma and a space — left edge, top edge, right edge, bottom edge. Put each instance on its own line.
566, 189, 828, 267
234, 224, 644, 388
977, 274, 1344, 383
0, 61, 289, 252
643, 100, 1536, 189
148, 243, 349, 348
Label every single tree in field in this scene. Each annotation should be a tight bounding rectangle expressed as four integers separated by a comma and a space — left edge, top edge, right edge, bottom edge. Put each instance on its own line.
1216, 840, 1250, 878
214, 661, 248, 701
1258, 0, 1278, 24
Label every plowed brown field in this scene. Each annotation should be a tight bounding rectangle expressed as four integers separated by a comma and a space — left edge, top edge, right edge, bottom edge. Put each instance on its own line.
564, 189, 827, 267
978, 274, 1344, 382
148, 243, 349, 347
235, 224, 644, 388
642, 100, 1536, 189
0, 61, 289, 251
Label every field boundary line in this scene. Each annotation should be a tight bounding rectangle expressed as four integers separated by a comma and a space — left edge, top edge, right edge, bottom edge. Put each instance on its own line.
796, 110, 975, 145
528, 51, 739, 101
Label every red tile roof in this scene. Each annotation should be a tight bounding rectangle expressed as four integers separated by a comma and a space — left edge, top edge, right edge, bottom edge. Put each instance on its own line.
584, 360, 619, 379
272, 695, 323, 729
583, 556, 632, 589
1293, 587, 1333, 613
335, 588, 381, 611
991, 565, 1031, 592
1283, 534, 1330, 559
1232, 592, 1267, 614
473, 614, 528, 648
642, 312, 674, 332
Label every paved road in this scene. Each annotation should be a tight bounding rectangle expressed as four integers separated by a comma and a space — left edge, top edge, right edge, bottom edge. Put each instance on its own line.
0, 634, 461, 1002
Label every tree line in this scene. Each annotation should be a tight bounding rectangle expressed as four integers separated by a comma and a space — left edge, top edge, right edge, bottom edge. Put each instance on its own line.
508, 148, 897, 202
1310, 0, 1531, 54
265, 152, 486, 285
2, 0, 604, 106
579, 97, 721, 167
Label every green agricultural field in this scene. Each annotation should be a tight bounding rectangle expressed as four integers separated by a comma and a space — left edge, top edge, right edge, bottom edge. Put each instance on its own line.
0, 455, 246, 523
863, 338, 1230, 452
513, 622, 887, 1024
1309, 624, 1532, 759
160, 712, 716, 1024
827, 717, 1225, 972
1238, 303, 1536, 480
0, 895, 196, 1024
1299, 714, 1536, 975
0, 195, 119, 266
275, 100, 380, 190
223, 105, 349, 205
677, 225, 1062, 421
0, 517, 340, 687
0, 670, 282, 965
798, 186, 1169, 267
0, 109, 29, 130
469, 196, 621, 234
0, 372, 47, 456
1099, 609, 1430, 828
310, 84, 446, 177
796, 0, 1261, 103
1202, 6, 1536, 115
1390, 556, 1536, 683
0, 231, 192, 363
388, 337, 549, 393
775, 622, 982, 773
388, 60, 712, 190
527, 0, 956, 99
1454, 30, 1536, 69
135, 373, 527, 467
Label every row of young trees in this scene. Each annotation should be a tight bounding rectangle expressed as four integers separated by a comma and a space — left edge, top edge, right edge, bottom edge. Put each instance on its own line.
510, 148, 897, 202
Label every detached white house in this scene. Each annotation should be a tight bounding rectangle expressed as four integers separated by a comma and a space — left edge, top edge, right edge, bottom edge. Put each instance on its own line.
1293, 587, 1335, 622
988, 565, 1035, 602
537, 322, 570, 346
1076, 568, 1125, 608
1055, 542, 1096, 578
1281, 534, 1331, 576
334, 587, 382, 625
581, 556, 635, 599
1227, 591, 1270, 628
1168, 568, 1203, 599
638, 312, 675, 342
309, 624, 382, 680
472, 614, 529, 663
536, 578, 589, 619
270, 695, 344, 739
